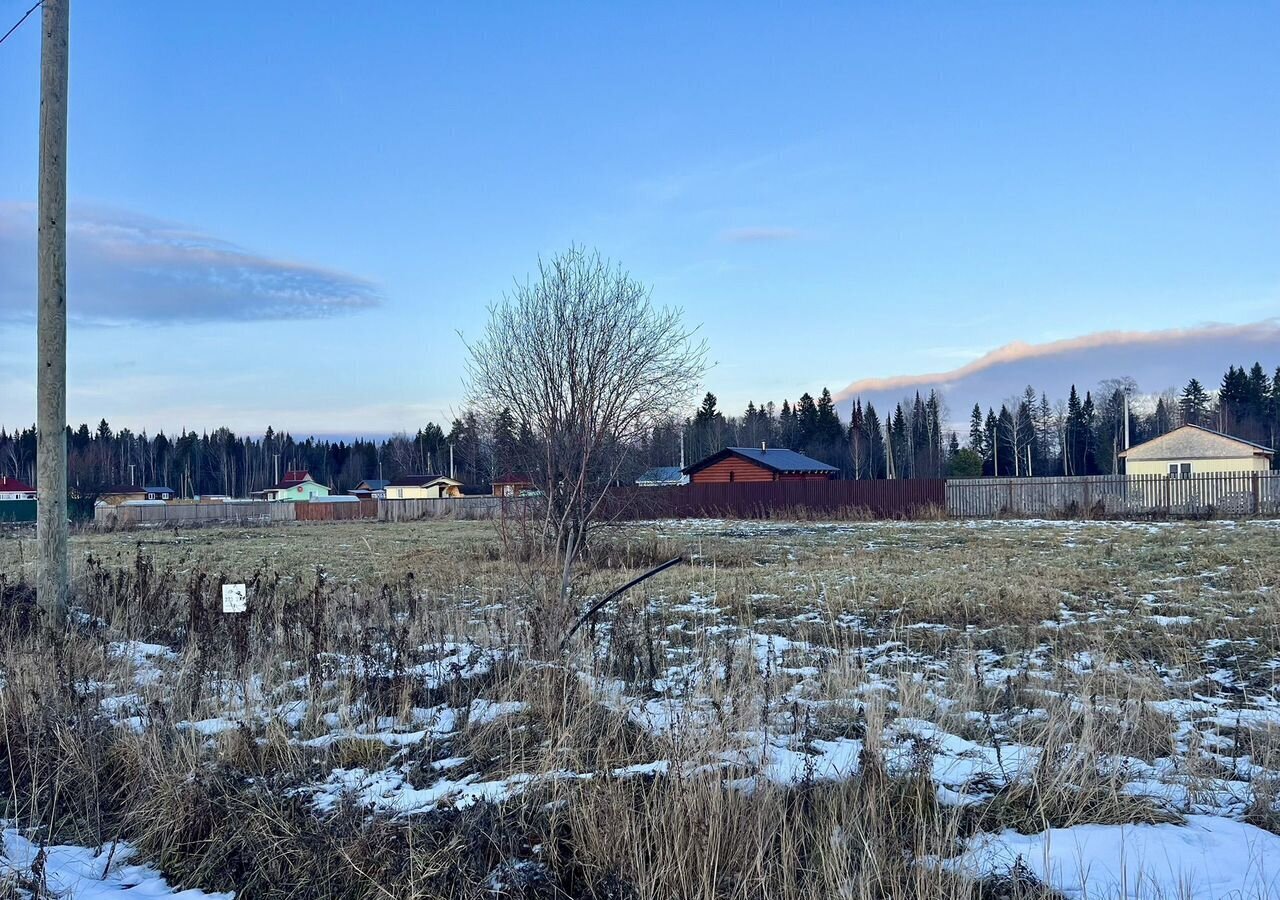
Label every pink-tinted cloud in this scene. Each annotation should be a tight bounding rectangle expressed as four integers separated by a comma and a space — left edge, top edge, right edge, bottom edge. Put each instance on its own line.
835, 320, 1280, 404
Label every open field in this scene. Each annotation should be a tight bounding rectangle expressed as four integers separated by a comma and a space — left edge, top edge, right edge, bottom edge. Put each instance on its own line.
2, 518, 1280, 898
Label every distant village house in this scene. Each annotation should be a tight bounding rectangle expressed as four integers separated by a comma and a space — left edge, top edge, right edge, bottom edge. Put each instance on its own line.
0, 476, 36, 501
1119, 425, 1274, 477
350, 479, 389, 500
256, 470, 331, 502
387, 474, 464, 499
491, 474, 534, 497
97, 485, 176, 505
683, 446, 839, 484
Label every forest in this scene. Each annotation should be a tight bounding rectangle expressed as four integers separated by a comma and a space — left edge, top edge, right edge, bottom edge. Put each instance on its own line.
2, 361, 1277, 497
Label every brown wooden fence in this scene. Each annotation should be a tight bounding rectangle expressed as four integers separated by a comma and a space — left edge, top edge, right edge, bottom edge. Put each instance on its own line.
604, 479, 946, 520
294, 499, 379, 521
947, 472, 1280, 518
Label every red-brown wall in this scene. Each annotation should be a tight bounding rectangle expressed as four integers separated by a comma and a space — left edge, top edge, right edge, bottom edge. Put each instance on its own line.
689, 457, 834, 484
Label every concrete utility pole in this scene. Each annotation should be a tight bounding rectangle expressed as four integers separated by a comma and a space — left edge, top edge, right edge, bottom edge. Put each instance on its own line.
37, 0, 70, 625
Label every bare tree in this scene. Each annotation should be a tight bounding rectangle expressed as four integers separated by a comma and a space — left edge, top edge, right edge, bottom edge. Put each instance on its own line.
465, 247, 708, 651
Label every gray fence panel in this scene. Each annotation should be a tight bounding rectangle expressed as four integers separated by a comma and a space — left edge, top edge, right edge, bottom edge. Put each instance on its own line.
946, 472, 1278, 518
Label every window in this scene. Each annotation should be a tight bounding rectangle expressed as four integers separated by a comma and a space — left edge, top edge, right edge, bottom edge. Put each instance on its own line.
728, 470, 735, 483
1180, 463, 1192, 478
1168, 464, 1178, 477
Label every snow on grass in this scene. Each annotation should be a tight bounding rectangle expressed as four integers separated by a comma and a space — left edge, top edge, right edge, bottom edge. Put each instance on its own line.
941, 815, 1280, 899
0, 829, 231, 899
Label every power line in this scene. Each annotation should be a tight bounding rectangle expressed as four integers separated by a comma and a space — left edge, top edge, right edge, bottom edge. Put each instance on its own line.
0, 0, 42, 47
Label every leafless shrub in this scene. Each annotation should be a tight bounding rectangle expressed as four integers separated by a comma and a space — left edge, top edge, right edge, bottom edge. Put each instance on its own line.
465, 247, 708, 652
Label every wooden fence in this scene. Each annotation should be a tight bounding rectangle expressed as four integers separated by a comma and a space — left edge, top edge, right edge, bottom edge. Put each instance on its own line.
377, 497, 505, 521
94, 496, 506, 527
94, 501, 294, 527
294, 500, 379, 521
605, 479, 946, 520
0, 499, 36, 524
947, 472, 1280, 518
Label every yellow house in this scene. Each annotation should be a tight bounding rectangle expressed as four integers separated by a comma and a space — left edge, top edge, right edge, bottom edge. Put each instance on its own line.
385, 474, 464, 499
1119, 424, 1274, 477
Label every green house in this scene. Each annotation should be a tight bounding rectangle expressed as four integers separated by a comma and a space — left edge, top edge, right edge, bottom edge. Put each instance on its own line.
259, 470, 330, 502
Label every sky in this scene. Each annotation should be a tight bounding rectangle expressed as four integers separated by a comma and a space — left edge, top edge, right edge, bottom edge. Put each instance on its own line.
0, 2, 1277, 436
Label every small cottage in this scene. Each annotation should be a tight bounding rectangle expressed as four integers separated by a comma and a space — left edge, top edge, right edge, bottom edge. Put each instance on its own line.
491, 474, 535, 497
1119, 425, 1274, 477
683, 446, 838, 484
386, 474, 464, 500
0, 476, 36, 501
259, 470, 331, 502
98, 485, 149, 505
350, 479, 389, 499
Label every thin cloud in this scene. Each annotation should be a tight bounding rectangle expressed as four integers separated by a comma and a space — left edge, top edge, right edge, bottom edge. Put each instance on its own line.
835, 320, 1280, 403
720, 226, 802, 243
0, 202, 383, 326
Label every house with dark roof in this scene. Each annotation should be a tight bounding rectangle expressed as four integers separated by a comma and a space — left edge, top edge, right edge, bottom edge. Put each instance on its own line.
683, 445, 839, 484
491, 474, 535, 497
256, 470, 331, 502
0, 476, 36, 501
350, 479, 389, 499
636, 466, 687, 488
1119, 424, 1274, 477
98, 485, 150, 505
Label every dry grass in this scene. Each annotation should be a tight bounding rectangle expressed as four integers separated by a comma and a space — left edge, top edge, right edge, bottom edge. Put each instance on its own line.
0, 516, 1277, 897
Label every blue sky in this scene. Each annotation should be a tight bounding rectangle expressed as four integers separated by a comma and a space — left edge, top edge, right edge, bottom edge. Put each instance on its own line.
1, 2, 1276, 434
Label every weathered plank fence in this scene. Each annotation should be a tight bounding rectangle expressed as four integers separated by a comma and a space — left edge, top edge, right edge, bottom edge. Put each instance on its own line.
95, 496, 507, 527
377, 497, 505, 521
947, 472, 1280, 518
94, 501, 293, 527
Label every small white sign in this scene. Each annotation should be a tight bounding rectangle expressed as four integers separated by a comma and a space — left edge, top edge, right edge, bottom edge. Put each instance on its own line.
222, 583, 247, 613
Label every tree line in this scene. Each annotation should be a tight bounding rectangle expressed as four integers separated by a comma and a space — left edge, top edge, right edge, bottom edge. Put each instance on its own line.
644, 360, 1280, 479
0, 413, 535, 499
2, 360, 1277, 495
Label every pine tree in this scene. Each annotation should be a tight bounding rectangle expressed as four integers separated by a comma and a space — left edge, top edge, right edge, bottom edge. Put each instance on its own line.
1065, 386, 1085, 476
984, 408, 999, 475
863, 403, 886, 478
969, 404, 985, 456
1180, 378, 1210, 427
815, 388, 843, 445
795, 393, 819, 450
848, 400, 866, 479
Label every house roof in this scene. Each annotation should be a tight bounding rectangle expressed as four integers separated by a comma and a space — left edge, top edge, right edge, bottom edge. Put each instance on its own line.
0, 476, 34, 493
272, 470, 320, 490
1118, 424, 1275, 461
636, 466, 686, 485
143, 486, 175, 494
100, 484, 147, 495
683, 447, 839, 476
354, 479, 389, 490
388, 474, 463, 487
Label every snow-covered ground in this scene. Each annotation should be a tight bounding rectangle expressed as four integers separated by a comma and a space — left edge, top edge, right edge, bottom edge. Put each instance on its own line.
0, 830, 231, 899
5, 517, 1279, 898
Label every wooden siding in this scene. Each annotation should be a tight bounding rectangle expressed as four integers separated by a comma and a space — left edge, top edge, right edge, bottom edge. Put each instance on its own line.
689, 457, 777, 484
689, 458, 834, 485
